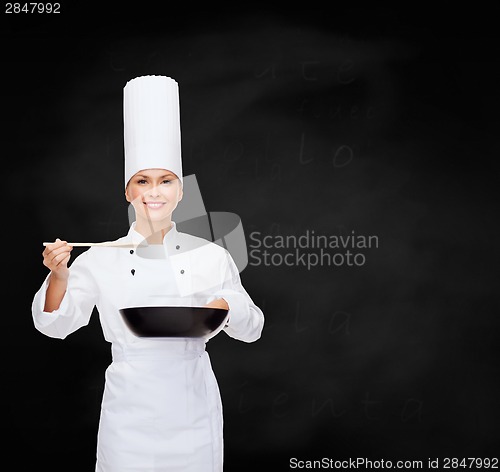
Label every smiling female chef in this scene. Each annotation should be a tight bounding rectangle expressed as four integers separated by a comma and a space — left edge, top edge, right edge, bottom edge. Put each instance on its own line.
31, 75, 265, 472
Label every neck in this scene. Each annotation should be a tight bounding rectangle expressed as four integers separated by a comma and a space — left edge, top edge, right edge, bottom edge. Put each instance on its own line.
134, 217, 173, 244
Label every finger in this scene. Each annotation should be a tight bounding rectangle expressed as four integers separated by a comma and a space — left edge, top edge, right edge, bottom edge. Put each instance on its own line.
44, 243, 73, 259
44, 253, 71, 271
44, 247, 73, 269
54, 253, 71, 268
50, 250, 72, 267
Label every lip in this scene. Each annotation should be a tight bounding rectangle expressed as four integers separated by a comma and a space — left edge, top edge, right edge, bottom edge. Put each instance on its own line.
144, 202, 166, 209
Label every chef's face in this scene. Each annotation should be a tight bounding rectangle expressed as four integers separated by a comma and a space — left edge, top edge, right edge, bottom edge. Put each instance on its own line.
125, 168, 183, 223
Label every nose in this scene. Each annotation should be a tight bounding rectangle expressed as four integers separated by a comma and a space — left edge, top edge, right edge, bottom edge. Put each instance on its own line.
148, 186, 160, 198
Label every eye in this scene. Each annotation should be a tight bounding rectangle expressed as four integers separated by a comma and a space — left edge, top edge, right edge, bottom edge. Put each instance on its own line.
137, 179, 148, 184
161, 179, 172, 185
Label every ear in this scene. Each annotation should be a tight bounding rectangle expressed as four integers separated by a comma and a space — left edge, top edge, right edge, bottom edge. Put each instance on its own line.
125, 187, 131, 203
178, 185, 183, 202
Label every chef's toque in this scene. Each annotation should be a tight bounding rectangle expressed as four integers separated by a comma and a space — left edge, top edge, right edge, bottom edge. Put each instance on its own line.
123, 75, 183, 187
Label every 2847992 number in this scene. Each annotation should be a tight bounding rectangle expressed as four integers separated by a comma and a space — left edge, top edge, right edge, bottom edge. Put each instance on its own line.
5, 3, 60, 13
443, 457, 498, 468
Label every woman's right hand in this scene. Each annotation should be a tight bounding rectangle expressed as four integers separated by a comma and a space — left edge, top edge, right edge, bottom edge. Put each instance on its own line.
42, 238, 73, 280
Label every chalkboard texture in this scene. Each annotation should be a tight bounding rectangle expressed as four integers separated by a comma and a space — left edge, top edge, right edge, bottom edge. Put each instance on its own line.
3, 5, 499, 470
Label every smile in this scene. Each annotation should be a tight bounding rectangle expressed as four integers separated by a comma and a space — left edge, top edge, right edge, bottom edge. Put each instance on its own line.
144, 202, 166, 209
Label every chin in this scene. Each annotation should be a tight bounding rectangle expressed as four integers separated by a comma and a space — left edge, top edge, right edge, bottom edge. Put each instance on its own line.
137, 211, 172, 223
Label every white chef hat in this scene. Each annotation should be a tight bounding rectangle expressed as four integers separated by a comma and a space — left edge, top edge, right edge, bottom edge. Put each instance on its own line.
123, 75, 183, 187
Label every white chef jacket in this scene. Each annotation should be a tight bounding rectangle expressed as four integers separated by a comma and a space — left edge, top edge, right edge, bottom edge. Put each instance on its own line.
32, 221, 264, 472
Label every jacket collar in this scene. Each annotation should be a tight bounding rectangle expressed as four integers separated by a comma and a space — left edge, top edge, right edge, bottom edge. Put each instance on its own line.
127, 221, 181, 250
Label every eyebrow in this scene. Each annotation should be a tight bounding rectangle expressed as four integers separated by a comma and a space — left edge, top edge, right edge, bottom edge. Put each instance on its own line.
136, 174, 176, 179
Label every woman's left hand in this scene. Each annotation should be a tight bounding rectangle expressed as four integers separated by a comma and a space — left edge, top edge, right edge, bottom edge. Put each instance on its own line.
204, 298, 229, 310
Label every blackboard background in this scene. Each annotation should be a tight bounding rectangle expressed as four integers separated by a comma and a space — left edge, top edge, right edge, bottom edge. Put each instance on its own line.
3, 4, 499, 470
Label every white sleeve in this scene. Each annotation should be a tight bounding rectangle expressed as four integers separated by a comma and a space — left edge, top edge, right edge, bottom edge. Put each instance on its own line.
206, 249, 264, 343
31, 251, 99, 340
